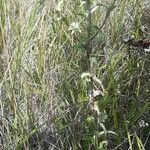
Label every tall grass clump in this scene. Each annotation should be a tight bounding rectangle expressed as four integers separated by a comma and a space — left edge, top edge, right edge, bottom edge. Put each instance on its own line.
0, 0, 149, 149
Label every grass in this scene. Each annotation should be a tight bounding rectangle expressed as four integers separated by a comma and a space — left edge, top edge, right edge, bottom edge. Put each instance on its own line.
0, 0, 150, 149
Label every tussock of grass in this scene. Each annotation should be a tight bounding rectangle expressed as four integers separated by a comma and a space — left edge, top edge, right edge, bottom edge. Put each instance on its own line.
0, 0, 149, 149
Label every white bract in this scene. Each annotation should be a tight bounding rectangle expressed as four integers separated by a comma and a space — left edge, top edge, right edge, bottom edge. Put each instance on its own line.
68, 22, 81, 35
144, 48, 150, 52
139, 120, 149, 128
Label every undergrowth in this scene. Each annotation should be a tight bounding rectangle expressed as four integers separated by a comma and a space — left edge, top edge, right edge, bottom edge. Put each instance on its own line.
0, 0, 149, 150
